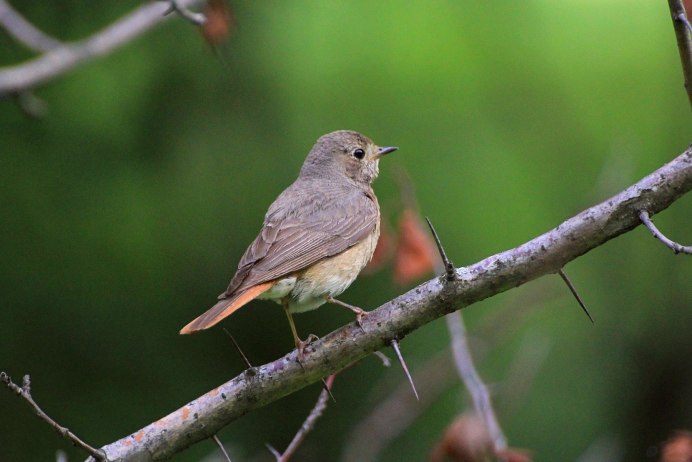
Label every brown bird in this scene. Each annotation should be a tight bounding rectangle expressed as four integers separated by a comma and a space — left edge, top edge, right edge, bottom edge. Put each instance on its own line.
180, 130, 397, 357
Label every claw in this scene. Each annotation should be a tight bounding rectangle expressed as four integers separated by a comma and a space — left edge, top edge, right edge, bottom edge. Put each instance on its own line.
354, 309, 367, 331
296, 334, 319, 363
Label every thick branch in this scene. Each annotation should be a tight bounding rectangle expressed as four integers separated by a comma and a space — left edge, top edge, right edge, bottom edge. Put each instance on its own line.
88, 148, 692, 461
0, 0, 203, 96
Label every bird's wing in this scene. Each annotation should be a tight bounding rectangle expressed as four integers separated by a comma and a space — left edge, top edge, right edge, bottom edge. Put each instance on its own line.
220, 187, 378, 298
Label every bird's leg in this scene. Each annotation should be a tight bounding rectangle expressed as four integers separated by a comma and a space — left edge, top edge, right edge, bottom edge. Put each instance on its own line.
283, 300, 317, 362
325, 296, 367, 329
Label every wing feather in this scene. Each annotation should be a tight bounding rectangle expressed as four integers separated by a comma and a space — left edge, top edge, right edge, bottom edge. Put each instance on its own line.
220, 183, 378, 298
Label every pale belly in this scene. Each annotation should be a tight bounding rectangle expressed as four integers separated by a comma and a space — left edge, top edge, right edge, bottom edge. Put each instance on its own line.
257, 229, 379, 313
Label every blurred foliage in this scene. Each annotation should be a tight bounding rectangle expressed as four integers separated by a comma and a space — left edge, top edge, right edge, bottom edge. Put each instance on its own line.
1, 1, 691, 461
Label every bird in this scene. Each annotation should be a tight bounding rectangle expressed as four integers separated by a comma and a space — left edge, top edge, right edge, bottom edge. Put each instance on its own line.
180, 130, 397, 358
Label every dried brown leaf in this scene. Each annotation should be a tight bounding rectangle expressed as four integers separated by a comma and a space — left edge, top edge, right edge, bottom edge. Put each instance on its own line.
429, 413, 492, 462
394, 208, 437, 286
202, 0, 233, 46
661, 430, 692, 462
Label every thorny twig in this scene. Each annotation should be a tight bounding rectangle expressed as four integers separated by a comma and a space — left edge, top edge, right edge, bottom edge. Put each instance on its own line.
0, 372, 106, 460
84, 149, 692, 461
639, 210, 692, 254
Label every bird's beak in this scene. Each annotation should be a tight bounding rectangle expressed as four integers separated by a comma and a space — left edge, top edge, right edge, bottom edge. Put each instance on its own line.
376, 146, 398, 158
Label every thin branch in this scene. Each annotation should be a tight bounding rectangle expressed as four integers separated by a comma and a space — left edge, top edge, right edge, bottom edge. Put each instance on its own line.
85, 149, 692, 461
0, 0, 204, 96
639, 210, 692, 254
446, 312, 507, 454
213, 434, 232, 462
390, 338, 419, 400
274, 374, 335, 462
0, 0, 62, 52
0, 372, 106, 460
266, 444, 281, 459
13, 90, 48, 118
557, 268, 595, 323
372, 351, 391, 367
161, 0, 207, 26
341, 351, 458, 462
668, 0, 692, 108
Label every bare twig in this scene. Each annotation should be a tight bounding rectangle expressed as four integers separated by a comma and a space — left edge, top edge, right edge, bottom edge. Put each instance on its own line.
272, 374, 335, 462
0, 0, 61, 52
639, 210, 692, 254
0, 0, 204, 96
668, 0, 692, 108
13, 90, 48, 118
85, 149, 692, 461
0, 372, 106, 460
426, 217, 456, 281
428, 215, 508, 452
390, 338, 419, 401
161, 0, 207, 26
557, 268, 595, 323
213, 434, 232, 462
372, 351, 391, 367
446, 313, 507, 454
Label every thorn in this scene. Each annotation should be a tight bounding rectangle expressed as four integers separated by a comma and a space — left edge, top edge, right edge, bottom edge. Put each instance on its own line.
425, 217, 456, 281
373, 351, 391, 367
212, 434, 232, 462
222, 328, 253, 369
557, 269, 594, 324
390, 338, 419, 400
321, 378, 336, 403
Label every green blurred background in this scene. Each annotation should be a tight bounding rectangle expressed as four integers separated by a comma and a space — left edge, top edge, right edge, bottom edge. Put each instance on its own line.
1, 1, 691, 461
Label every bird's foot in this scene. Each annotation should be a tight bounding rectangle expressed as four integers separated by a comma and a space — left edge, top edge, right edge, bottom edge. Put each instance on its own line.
326, 296, 368, 332
354, 308, 368, 331
296, 334, 319, 363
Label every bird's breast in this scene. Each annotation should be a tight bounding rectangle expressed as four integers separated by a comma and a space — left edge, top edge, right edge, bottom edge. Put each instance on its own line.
288, 226, 380, 312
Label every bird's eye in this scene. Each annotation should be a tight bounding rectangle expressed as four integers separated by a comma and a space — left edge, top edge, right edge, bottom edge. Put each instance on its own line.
353, 148, 365, 159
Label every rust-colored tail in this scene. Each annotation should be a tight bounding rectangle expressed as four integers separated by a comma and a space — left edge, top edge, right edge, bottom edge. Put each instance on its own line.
180, 282, 274, 334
